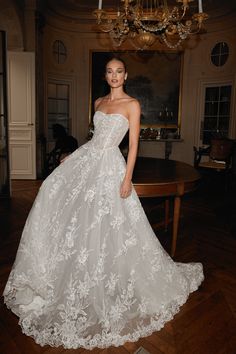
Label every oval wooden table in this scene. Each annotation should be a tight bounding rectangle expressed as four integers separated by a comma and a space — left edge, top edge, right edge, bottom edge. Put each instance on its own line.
132, 157, 200, 257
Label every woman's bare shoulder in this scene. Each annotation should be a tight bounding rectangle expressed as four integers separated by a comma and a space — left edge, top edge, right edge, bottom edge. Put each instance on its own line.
94, 97, 103, 110
125, 98, 141, 122
127, 97, 141, 111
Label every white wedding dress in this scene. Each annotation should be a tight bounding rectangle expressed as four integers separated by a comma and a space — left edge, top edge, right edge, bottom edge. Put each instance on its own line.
3, 111, 204, 350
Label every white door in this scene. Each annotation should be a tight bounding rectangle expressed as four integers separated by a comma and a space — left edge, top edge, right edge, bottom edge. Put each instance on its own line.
8, 51, 36, 179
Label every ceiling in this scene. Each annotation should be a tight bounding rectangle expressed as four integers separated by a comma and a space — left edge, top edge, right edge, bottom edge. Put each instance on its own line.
45, 0, 236, 20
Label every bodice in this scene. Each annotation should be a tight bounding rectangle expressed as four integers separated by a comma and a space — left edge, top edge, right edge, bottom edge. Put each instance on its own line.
90, 111, 129, 150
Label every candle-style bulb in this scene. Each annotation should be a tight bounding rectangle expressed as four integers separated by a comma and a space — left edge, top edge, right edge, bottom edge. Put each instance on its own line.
98, 0, 102, 10
198, 0, 203, 13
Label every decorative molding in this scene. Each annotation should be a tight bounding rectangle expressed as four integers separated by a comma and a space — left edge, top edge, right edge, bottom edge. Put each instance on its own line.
9, 128, 32, 141
9, 143, 33, 176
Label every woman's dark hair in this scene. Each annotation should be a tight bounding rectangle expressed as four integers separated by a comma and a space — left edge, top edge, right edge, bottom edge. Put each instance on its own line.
52, 123, 67, 138
105, 55, 127, 73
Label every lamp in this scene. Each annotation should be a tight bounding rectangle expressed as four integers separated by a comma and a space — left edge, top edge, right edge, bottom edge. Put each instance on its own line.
93, 0, 208, 49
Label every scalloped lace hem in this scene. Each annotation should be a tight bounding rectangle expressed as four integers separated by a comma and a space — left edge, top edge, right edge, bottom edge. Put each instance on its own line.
5, 275, 203, 350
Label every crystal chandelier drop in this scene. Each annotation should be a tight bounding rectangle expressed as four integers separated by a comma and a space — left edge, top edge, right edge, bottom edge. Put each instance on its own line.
93, 0, 208, 49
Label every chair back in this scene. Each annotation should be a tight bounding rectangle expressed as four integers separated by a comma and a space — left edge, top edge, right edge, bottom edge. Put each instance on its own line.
210, 138, 234, 161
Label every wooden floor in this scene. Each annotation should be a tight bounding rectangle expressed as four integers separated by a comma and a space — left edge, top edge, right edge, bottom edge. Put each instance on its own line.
1, 179, 236, 354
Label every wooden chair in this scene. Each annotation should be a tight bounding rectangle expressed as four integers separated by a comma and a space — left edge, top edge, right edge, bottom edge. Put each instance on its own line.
194, 138, 234, 190
194, 138, 234, 169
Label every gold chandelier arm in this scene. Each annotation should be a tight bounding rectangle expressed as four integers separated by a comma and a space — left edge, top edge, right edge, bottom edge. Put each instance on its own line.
192, 12, 209, 28
93, 9, 107, 25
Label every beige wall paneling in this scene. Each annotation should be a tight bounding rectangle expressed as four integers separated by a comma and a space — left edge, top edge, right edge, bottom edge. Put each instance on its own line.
43, 11, 236, 165
8, 51, 36, 179
170, 28, 236, 164
0, 0, 24, 51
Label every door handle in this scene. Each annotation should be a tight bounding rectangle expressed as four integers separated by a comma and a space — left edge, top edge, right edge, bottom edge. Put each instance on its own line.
27, 123, 34, 126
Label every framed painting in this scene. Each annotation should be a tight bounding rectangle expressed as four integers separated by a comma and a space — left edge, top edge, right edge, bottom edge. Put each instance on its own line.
90, 51, 183, 132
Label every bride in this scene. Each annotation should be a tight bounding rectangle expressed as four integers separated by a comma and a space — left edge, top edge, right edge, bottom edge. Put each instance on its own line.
3, 56, 204, 350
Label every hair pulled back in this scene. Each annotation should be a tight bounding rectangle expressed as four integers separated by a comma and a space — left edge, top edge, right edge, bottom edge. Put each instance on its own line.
105, 55, 127, 73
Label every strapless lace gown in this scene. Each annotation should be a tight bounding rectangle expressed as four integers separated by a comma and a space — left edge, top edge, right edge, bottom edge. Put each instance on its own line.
3, 111, 204, 349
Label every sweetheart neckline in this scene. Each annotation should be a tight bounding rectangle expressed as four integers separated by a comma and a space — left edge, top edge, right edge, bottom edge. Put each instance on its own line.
95, 110, 129, 124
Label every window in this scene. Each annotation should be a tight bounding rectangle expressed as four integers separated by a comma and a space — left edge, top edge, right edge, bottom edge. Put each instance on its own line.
202, 85, 231, 145
211, 42, 229, 67
47, 82, 70, 143
52, 40, 67, 64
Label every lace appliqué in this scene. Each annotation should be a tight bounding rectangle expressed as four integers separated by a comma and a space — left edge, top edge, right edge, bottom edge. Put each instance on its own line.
3, 112, 204, 350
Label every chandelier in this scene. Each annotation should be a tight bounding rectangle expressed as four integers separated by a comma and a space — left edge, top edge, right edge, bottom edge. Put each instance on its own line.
93, 0, 208, 49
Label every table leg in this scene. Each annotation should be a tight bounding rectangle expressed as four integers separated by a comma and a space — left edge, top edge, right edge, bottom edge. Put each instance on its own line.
171, 196, 180, 257
164, 199, 169, 232
171, 183, 184, 257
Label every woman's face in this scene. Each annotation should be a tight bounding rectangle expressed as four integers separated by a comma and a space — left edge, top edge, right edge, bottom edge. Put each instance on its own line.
105, 59, 127, 89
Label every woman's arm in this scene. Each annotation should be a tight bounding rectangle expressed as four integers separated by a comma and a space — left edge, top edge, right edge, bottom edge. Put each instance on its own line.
94, 97, 103, 111
120, 100, 141, 198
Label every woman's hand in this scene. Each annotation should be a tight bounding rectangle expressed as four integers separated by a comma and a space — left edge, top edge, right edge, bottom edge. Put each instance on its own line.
120, 178, 132, 198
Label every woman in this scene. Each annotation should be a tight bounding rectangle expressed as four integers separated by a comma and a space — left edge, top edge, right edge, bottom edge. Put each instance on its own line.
3, 57, 204, 350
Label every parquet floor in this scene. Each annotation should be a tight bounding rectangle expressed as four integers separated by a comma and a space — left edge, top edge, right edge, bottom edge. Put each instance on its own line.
1, 179, 236, 354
